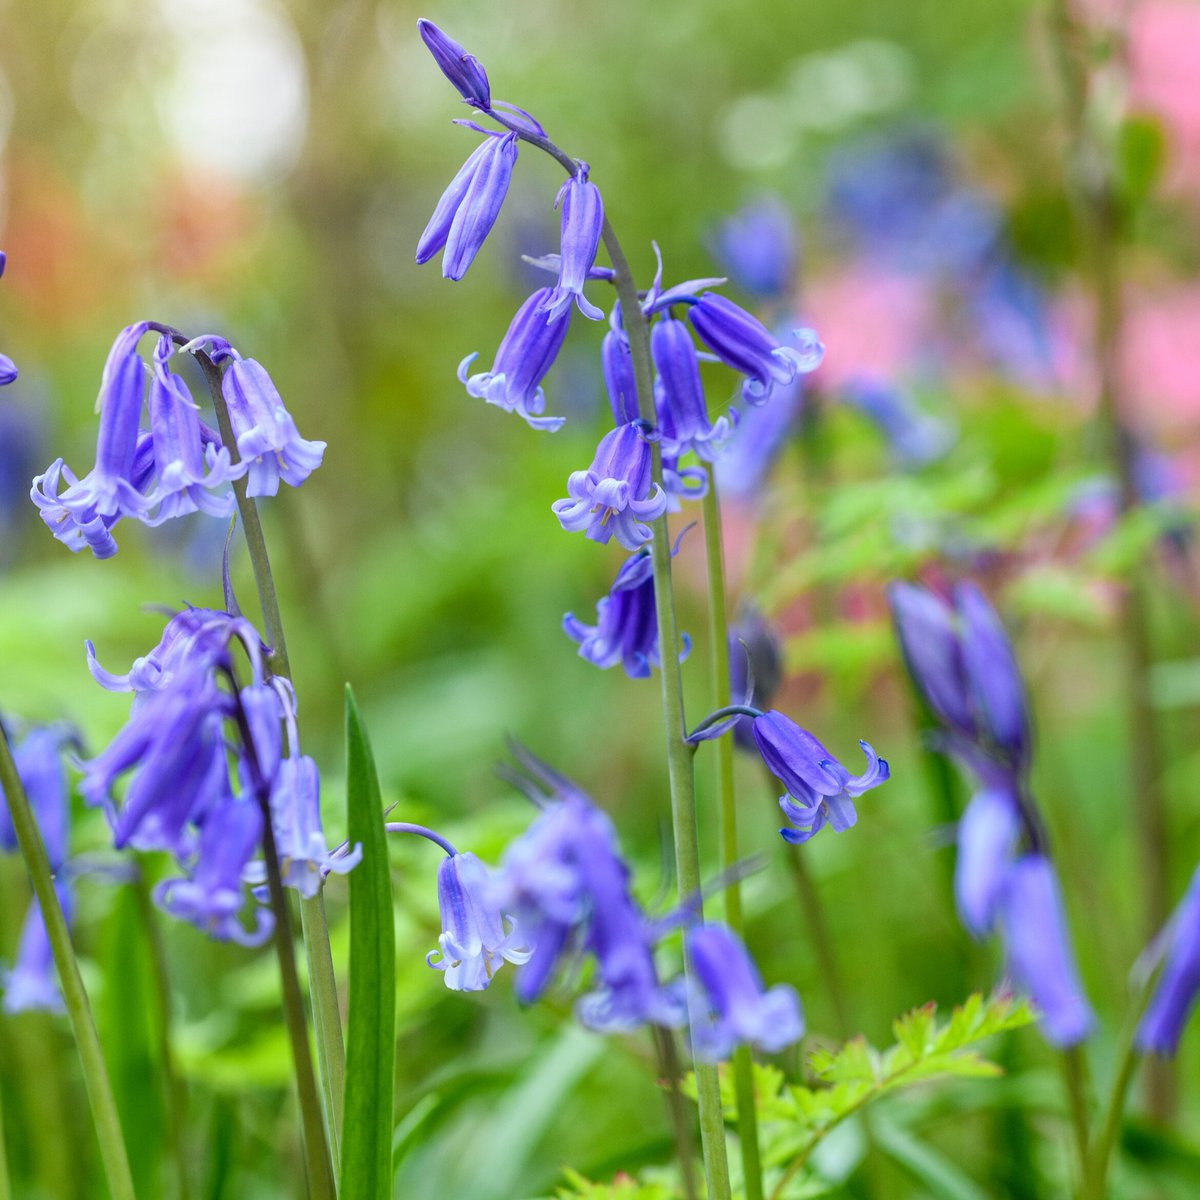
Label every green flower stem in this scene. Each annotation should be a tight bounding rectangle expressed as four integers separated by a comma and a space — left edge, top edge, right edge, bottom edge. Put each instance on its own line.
0, 1063, 12, 1200
702, 466, 764, 1200
0, 727, 136, 1200
197, 352, 344, 1182
1060, 1044, 1091, 1192
651, 1026, 699, 1200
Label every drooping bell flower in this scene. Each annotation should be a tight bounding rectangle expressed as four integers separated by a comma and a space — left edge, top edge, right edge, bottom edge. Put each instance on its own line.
416, 19, 491, 109
687, 292, 823, 404
955, 788, 1021, 938
602, 328, 640, 425
0, 251, 15, 386
220, 355, 326, 497
3, 884, 71, 1014
1136, 866, 1200, 1057
686, 924, 803, 1061
652, 316, 734, 461
997, 855, 1094, 1047
552, 422, 667, 550
417, 129, 518, 281
459, 288, 570, 430
727, 608, 783, 752
539, 166, 605, 323
712, 196, 797, 301
0, 725, 73, 871
714, 371, 803, 500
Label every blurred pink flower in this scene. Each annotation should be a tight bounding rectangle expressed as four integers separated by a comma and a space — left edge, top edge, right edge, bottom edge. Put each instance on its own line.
1120, 286, 1200, 434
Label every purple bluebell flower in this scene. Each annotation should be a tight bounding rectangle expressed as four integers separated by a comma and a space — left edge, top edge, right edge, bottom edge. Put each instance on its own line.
712, 196, 796, 301
841, 375, 953, 469
540, 166, 605, 323
427, 850, 533, 992
552, 422, 667, 549
221, 355, 326, 497
714, 372, 803, 500
997, 855, 1093, 1046
686, 924, 803, 1061
728, 608, 783, 752
955, 788, 1020, 938
652, 316, 734, 460
416, 19, 491, 109
417, 129, 519, 280
660, 455, 708, 511
751, 711, 889, 844
1136, 866, 1200, 1056
687, 292, 822, 404
602, 328, 639, 424
563, 539, 689, 678
3, 884, 70, 1014
458, 288, 569, 430
0, 726, 72, 871
155, 797, 272, 946
0, 251, 17, 387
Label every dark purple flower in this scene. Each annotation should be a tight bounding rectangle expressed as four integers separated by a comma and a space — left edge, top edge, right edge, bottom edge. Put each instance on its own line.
751, 710, 889, 844
1136, 866, 1200, 1057
687, 924, 803, 1061
841, 375, 953, 468
728, 608, 783, 752
418, 130, 518, 281
416, 19, 491, 109
552, 422, 667, 550
652, 316, 734, 461
997, 855, 1094, 1046
955, 787, 1020, 938
459, 288, 569, 430
712, 196, 796, 300
3, 883, 70, 1014
687, 293, 823, 404
602, 329, 640, 425
540, 167, 605, 323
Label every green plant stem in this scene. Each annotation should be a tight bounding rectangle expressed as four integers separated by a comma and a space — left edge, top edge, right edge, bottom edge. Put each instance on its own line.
133, 874, 191, 1200
197, 352, 346, 1155
1060, 1045, 1091, 1193
1084, 1036, 1142, 1200
0, 1066, 12, 1200
702, 467, 764, 1200
0, 728, 136, 1200
651, 1027, 699, 1200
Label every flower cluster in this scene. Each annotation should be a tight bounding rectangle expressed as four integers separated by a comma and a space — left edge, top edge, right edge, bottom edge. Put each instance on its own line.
83, 607, 358, 942
31, 326, 324, 559
890, 580, 1094, 1046
395, 746, 802, 1060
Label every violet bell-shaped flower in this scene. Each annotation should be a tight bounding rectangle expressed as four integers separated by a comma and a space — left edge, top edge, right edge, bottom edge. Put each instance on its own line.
955, 787, 1021, 938
0, 725, 73, 870
712, 196, 797, 301
1136, 865, 1200, 1057
552, 422, 667, 550
602, 328, 639, 424
714, 369, 804, 500
459, 287, 569, 430
220, 354, 326, 497
686, 292, 823, 404
3, 884, 71, 1014
540, 166, 605, 323
687, 923, 803, 1061
0, 251, 15, 386
416, 19, 491, 108
751, 710, 890, 844
652, 315, 734, 461
417, 129, 518, 281
997, 855, 1093, 1046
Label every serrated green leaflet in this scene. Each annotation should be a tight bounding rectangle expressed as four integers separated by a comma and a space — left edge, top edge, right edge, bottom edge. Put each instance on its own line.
340, 686, 396, 1199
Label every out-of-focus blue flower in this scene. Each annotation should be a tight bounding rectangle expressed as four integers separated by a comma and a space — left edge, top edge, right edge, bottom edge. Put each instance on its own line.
712, 196, 796, 301
552, 422, 667, 550
3, 884, 70, 1014
0, 252, 15, 387
652, 316, 734, 461
714, 372, 803, 500
417, 130, 519, 281
0, 726, 72, 871
728, 608, 783, 752
602, 328, 639, 425
751, 710, 889, 844
955, 788, 1020, 938
540, 167, 605, 323
221, 355, 326, 497
417, 19, 491, 109
686, 923, 803, 1061
997, 854, 1094, 1047
966, 260, 1057, 389
841, 375, 953, 469
459, 288, 570, 430
687, 292, 823, 404
1136, 866, 1200, 1057
563, 539, 689, 678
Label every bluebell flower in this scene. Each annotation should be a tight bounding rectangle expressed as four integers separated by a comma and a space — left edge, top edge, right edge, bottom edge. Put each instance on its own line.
0, 250, 14, 387
540, 166, 605, 323
965, 259, 1057, 389
652, 316, 734, 461
417, 129, 519, 280
728, 608, 783, 753
0, 726, 72, 871
221, 354, 326, 497
660, 455, 708, 511
459, 288, 569, 430
686, 924, 803, 1061
751, 710, 889, 844
955, 788, 1020, 939
1136, 866, 1200, 1057
714, 372, 803, 500
686, 292, 823, 404
563, 539, 689, 678
997, 854, 1094, 1046
416, 19, 491, 109
155, 796, 273, 946
712, 196, 796, 301
841, 375, 953, 469
3, 884, 70, 1014
602, 328, 639, 424
552, 422, 667, 549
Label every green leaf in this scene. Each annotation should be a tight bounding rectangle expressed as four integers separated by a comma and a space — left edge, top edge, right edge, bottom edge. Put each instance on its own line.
339, 686, 397, 1200
556, 1165, 676, 1199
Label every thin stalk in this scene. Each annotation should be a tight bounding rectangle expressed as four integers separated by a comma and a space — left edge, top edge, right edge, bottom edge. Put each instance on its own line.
133, 874, 191, 1200
651, 1026, 699, 1200
1084, 1037, 1141, 1200
1060, 1045, 1091, 1193
0, 728, 136, 1200
702, 467, 763, 1200
196, 352, 346, 1149
0, 1071, 12, 1200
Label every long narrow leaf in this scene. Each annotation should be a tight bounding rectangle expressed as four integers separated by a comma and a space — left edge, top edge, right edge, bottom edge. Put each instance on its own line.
340, 687, 396, 1199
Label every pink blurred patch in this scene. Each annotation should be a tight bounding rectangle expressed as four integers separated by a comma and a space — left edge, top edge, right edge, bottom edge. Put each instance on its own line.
1120, 286, 1200, 435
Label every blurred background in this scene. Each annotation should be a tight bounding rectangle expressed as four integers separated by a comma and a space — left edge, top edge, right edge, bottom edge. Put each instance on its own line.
2, 0, 1200, 1196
